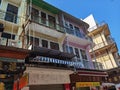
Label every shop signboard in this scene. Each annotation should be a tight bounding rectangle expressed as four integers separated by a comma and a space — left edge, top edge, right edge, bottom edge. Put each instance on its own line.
76, 82, 100, 88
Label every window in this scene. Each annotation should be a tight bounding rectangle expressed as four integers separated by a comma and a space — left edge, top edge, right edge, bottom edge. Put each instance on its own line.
74, 26, 82, 38
5, 4, 18, 23
48, 15, 56, 28
31, 8, 39, 23
74, 48, 80, 58
69, 24, 74, 35
50, 42, 59, 50
1, 33, 15, 39
69, 46, 74, 54
32, 8, 39, 16
69, 24, 73, 29
65, 21, 69, 27
80, 49, 87, 60
42, 40, 48, 48
34, 38, 39, 46
41, 12, 46, 24
65, 45, 74, 54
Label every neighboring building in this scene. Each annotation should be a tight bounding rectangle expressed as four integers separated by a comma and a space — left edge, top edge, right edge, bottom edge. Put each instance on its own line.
0, 0, 107, 90
0, 0, 29, 90
84, 14, 118, 70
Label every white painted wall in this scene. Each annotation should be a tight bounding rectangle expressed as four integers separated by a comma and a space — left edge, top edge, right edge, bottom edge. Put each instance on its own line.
83, 14, 97, 32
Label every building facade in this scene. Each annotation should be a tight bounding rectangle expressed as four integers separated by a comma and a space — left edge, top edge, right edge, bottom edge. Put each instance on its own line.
84, 14, 118, 70
0, 0, 29, 90
0, 0, 107, 90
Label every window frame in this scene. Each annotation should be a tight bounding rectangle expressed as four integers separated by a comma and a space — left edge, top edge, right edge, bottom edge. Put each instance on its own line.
5, 3, 18, 23
50, 42, 59, 50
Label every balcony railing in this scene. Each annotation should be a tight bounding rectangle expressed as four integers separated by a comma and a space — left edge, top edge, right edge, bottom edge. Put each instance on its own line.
92, 39, 115, 51
88, 21, 106, 32
93, 61, 104, 70
30, 15, 92, 42
31, 15, 65, 33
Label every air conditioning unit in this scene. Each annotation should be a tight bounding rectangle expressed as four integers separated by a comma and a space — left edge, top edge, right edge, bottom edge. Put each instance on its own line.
8, 39, 22, 48
0, 23, 4, 32
0, 37, 7, 46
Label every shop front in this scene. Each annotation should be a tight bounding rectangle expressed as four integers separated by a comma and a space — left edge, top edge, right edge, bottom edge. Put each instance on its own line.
0, 45, 29, 90
70, 69, 108, 90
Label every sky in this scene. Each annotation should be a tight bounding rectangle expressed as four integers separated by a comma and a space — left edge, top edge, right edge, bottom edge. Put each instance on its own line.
44, 0, 120, 53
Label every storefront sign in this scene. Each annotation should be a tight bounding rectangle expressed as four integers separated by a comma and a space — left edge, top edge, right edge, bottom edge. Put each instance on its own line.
76, 82, 100, 88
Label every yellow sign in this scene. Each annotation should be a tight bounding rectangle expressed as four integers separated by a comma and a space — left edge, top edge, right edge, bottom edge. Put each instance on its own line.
76, 82, 100, 88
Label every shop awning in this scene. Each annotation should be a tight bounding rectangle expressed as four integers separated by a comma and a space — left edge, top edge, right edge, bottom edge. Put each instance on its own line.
30, 46, 75, 60
70, 69, 108, 83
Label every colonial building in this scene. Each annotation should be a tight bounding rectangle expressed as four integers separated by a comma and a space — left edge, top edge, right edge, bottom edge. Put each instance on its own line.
0, 0, 108, 90
84, 14, 118, 70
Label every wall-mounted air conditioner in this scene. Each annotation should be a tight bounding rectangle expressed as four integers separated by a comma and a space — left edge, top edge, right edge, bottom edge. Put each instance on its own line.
0, 37, 7, 46
8, 39, 22, 48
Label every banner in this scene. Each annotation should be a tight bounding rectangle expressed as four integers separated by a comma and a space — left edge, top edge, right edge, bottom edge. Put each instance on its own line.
19, 74, 28, 89
13, 81, 18, 90
64, 84, 70, 90
13, 74, 28, 90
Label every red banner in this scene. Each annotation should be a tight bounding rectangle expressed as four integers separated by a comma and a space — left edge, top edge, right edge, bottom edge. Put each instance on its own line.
13, 74, 28, 90
13, 81, 18, 90
19, 74, 28, 89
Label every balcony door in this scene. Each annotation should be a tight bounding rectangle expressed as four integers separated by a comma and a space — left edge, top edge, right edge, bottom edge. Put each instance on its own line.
5, 4, 18, 23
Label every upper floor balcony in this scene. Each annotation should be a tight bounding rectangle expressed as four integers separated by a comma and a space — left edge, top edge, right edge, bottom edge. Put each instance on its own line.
65, 31, 93, 46
88, 22, 110, 37
25, 14, 65, 39
90, 37, 115, 52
